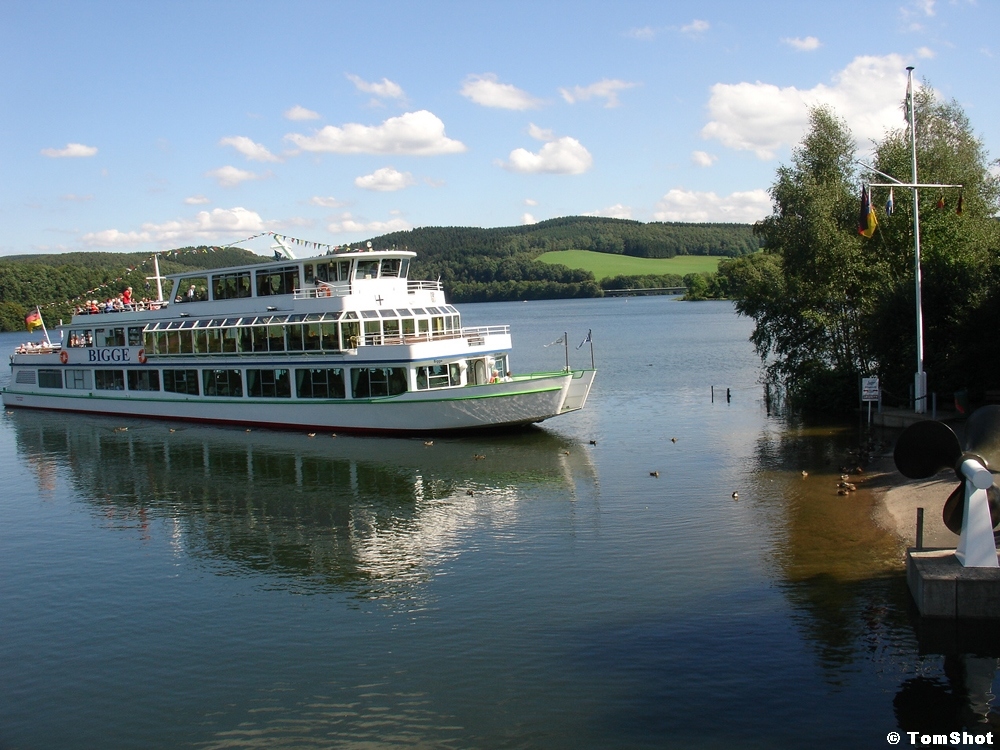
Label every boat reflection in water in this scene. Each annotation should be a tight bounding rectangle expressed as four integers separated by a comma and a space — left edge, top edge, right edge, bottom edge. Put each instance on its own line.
12, 410, 598, 597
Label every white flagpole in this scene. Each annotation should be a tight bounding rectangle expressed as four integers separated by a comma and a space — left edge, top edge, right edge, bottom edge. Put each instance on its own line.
907, 66, 927, 414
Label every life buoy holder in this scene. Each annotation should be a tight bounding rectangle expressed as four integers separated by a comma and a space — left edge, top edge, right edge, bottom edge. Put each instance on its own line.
59, 350, 69, 364
321, 287, 332, 298
137, 349, 147, 364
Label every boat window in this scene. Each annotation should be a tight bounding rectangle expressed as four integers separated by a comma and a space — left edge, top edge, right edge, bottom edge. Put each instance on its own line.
377, 309, 396, 317
68, 329, 93, 348
206, 329, 222, 354
315, 262, 329, 282
383, 319, 400, 342
203, 369, 243, 397
418, 319, 429, 335
163, 369, 200, 395
271, 315, 288, 324
355, 260, 379, 279
221, 328, 238, 354
466, 358, 487, 386
176, 276, 208, 303
431, 317, 445, 336
96, 327, 125, 347
295, 368, 345, 399
360, 310, 379, 319
343, 311, 359, 320
426, 306, 442, 314
303, 322, 322, 351
268, 325, 286, 352
287, 314, 305, 323
128, 370, 160, 392
350, 367, 407, 398
363, 320, 382, 346
380, 258, 401, 277
95, 369, 125, 391
247, 369, 291, 398
341, 320, 360, 349
305, 313, 323, 322
395, 309, 412, 317
415, 364, 455, 390
180, 330, 195, 354
402, 318, 415, 336
322, 311, 344, 322
179, 320, 196, 329
193, 329, 209, 355
222, 318, 240, 326
320, 322, 339, 351
213, 271, 252, 301
286, 323, 304, 351
336, 260, 352, 281
166, 321, 183, 330
398, 258, 409, 279
38, 369, 63, 389
304, 264, 314, 283
65, 369, 92, 390
411, 308, 427, 315
493, 354, 509, 380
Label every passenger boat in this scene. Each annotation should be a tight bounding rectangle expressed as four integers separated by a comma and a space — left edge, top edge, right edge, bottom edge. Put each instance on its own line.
1, 239, 596, 433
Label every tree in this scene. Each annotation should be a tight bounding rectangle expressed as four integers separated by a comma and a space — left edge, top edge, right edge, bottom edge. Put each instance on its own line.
722, 89, 1000, 411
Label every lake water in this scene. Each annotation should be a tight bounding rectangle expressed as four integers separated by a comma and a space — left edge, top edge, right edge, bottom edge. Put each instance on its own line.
0, 297, 991, 749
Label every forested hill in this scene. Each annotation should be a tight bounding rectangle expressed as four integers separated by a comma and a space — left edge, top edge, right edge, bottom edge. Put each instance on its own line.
367, 217, 759, 262
364, 217, 759, 303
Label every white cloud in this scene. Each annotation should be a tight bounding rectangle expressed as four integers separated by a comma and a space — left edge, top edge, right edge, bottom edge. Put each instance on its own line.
41, 142, 98, 158
917, 46, 935, 59
681, 19, 710, 36
559, 78, 638, 108
782, 36, 821, 52
327, 212, 411, 234
627, 26, 657, 40
285, 110, 466, 155
219, 135, 281, 162
206, 165, 263, 187
691, 150, 718, 167
701, 53, 911, 159
284, 105, 321, 121
309, 196, 346, 208
354, 167, 415, 192
61, 193, 94, 202
83, 207, 272, 248
653, 188, 771, 223
522, 213, 537, 225
184, 195, 211, 205
524, 198, 538, 206
460, 74, 543, 110
502, 128, 593, 175
584, 203, 633, 219
346, 74, 405, 100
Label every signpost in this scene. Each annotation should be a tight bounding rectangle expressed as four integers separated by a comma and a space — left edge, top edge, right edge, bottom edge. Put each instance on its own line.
862, 376, 880, 425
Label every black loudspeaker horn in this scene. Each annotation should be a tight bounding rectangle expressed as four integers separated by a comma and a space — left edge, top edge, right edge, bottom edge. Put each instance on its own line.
893, 405, 1000, 535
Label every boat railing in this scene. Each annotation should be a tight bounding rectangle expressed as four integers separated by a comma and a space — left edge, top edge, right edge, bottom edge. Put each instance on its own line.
407, 280, 443, 293
295, 282, 352, 300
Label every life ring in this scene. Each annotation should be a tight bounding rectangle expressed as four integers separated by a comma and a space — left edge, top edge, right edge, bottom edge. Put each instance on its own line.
322, 287, 332, 298
59, 350, 68, 364
137, 349, 147, 364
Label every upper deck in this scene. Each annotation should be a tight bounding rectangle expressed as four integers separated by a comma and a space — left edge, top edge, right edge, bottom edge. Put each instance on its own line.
70, 247, 439, 326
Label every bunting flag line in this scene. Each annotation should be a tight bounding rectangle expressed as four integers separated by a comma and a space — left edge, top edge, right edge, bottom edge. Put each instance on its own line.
858, 185, 878, 238
544, 335, 565, 348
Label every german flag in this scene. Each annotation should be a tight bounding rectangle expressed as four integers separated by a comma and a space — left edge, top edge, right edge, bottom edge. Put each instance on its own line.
25, 308, 43, 332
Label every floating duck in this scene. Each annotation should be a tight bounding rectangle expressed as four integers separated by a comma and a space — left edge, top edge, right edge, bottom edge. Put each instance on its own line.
671, 437, 678, 443
424, 440, 433, 446
650, 471, 659, 477
474, 454, 485, 460
307, 433, 316, 438
732, 491, 739, 500
589, 440, 597, 445
801, 470, 808, 478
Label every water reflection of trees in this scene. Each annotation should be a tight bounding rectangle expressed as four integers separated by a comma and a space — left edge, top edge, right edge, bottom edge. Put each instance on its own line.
13, 412, 596, 598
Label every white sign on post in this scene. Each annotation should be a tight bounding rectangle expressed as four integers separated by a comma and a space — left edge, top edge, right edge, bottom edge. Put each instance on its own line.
861, 377, 880, 402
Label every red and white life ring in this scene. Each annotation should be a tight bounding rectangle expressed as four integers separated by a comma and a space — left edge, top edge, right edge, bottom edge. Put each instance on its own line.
137, 348, 147, 364
59, 350, 69, 364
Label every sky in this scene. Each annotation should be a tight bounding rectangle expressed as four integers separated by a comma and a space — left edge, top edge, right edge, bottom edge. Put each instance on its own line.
1, 0, 997, 258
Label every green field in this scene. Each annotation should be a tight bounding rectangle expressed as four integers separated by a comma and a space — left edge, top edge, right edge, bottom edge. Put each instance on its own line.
535, 250, 721, 280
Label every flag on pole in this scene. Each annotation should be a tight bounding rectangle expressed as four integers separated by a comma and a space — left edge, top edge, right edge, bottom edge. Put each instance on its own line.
577, 330, 592, 349
956, 191, 964, 216
858, 186, 878, 238
25, 308, 43, 332
544, 335, 565, 348
885, 187, 894, 216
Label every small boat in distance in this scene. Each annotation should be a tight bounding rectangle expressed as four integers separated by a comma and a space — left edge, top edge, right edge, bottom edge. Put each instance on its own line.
2, 238, 596, 433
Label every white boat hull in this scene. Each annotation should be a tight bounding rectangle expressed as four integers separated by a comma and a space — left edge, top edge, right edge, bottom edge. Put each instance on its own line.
2, 370, 596, 434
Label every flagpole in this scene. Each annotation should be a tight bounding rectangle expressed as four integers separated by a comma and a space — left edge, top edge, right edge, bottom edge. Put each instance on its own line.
37, 306, 51, 346
589, 330, 595, 369
907, 66, 927, 414
563, 331, 569, 372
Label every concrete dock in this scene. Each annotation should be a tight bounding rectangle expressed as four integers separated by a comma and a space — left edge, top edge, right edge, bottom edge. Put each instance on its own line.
907, 548, 1000, 618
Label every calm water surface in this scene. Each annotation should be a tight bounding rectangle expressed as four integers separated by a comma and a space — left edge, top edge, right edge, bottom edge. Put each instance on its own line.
0, 297, 986, 749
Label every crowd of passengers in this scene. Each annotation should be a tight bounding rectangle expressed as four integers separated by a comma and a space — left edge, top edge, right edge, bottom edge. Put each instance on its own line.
75, 287, 163, 315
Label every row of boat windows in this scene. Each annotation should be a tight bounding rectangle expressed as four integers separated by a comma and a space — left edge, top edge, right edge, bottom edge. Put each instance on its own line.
65, 308, 461, 352
171, 257, 409, 303
27, 356, 508, 399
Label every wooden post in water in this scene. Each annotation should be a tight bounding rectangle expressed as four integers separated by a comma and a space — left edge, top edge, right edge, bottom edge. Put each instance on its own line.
916, 507, 924, 550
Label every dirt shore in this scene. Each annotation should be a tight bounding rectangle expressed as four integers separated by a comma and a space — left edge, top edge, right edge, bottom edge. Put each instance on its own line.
869, 455, 960, 549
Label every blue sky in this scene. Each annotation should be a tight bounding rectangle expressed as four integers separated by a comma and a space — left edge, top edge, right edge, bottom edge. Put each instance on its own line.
2, 0, 997, 257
